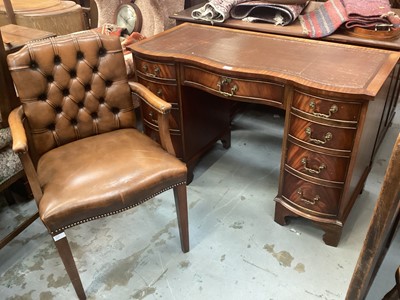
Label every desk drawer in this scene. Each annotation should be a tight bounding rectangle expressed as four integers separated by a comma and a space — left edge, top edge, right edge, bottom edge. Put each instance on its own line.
289, 114, 356, 152
137, 76, 179, 104
292, 90, 361, 123
286, 141, 349, 183
282, 170, 341, 218
182, 65, 284, 107
141, 102, 181, 130
143, 123, 183, 159
135, 57, 176, 80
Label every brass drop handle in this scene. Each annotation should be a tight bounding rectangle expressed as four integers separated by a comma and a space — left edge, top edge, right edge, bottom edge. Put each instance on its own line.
305, 127, 333, 145
297, 189, 320, 205
148, 111, 158, 124
142, 64, 160, 78
153, 66, 160, 77
301, 157, 326, 174
217, 77, 238, 97
309, 101, 338, 119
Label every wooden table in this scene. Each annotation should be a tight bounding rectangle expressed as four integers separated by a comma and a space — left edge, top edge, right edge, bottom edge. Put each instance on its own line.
0, 24, 55, 127
129, 23, 399, 247
1, 23, 55, 53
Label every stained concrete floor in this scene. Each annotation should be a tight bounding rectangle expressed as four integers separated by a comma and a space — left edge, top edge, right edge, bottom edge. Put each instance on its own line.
1, 103, 399, 300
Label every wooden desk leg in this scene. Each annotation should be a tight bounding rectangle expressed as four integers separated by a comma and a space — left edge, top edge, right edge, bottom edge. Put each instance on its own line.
186, 164, 195, 184
314, 221, 342, 247
220, 129, 231, 149
274, 201, 300, 225
274, 200, 342, 247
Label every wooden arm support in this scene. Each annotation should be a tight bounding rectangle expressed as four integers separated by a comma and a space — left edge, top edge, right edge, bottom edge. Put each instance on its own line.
8, 106, 27, 153
8, 106, 43, 202
128, 82, 176, 156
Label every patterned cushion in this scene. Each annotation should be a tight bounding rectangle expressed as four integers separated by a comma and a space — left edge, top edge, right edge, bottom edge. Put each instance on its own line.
0, 128, 12, 150
0, 145, 23, 185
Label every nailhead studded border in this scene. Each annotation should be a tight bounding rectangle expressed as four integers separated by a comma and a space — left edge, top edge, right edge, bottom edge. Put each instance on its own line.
51, 181, 186, 234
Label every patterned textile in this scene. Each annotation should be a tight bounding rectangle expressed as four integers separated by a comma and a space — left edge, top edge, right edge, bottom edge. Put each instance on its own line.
192, 0, 247, 23
230, 1, 307, 26
0, 128, 12, 150
345, 0, 391, 16
0, 145, 23, 185
0, 126, 23, 185
299, 0, 348, 38
300, 0, 400, 38
344, 0, 400, 29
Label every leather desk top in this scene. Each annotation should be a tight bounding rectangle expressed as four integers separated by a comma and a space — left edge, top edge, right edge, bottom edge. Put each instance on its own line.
130, 23, 400, 98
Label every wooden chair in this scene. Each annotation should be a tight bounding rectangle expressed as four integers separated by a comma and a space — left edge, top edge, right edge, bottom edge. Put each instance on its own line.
7, 30, 189, 299
0, 23, 34, 250
346, 133, 400, 299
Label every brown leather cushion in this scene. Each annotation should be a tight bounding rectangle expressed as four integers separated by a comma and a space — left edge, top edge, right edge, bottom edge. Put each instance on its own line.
37, 128, 187, 233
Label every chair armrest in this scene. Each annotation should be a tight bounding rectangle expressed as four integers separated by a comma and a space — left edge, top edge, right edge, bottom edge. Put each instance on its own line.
8, 106, 28, 153
8, 106, 43, 201
128, 81, 172, 113
128, 82, 176, 156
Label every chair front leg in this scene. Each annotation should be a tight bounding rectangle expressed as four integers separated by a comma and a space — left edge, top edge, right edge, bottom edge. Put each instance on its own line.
52, 232, 86, 300
173, 184, 189, 253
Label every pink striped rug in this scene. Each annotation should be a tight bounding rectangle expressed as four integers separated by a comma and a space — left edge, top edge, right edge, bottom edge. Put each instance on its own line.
299, 0, 348, 38
299, 0, 399, 38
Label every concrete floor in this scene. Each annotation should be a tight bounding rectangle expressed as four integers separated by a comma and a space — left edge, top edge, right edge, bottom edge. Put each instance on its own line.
1, 103, 399, 300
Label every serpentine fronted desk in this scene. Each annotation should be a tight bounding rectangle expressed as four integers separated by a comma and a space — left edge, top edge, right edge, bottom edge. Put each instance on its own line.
129, 23, 400, 246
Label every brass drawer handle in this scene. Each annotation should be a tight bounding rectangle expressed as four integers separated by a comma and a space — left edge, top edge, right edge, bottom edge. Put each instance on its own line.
142, 64, 160, 78
148, 111, 158, 124
301, 157, 326, 174
309, 101, 338, 119
305, 127, 333, 145
217, 77, 238, 97
297, 189, 320, 205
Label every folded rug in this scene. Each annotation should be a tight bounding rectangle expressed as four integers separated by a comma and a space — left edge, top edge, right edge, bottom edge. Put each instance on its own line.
192, 0, 309, 23
192, 0, 247, 23
299, 0, 348, 38
300, 0, 399, 38
230, 1, 307, 26
343, 0, 399, 29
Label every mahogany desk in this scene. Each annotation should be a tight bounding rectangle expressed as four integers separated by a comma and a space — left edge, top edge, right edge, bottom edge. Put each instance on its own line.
129, 23, 400, 246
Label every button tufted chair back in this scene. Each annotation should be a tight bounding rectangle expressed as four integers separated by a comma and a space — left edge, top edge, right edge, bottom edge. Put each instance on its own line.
7, 31, 189, 300
8, 31, 135, 160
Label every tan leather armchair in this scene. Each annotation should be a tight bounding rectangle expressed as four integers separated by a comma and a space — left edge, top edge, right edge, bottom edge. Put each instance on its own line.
7, 31, 189, 299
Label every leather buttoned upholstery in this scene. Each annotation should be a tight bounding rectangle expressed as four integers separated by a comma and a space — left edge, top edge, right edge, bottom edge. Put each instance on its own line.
7, 31, 189, 299
8, 31, 135, 158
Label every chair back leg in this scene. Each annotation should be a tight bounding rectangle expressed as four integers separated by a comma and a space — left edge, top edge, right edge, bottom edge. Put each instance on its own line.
173, 184, 189, 253
52, 232, 86, 300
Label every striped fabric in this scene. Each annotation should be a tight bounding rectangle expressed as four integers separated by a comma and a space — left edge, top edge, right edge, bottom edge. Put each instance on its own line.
299, 0, 348, 38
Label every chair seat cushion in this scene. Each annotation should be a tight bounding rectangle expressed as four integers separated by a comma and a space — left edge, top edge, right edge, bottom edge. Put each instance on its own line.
37, 128, 187, 233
